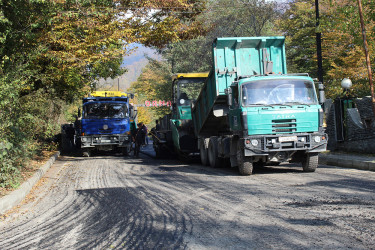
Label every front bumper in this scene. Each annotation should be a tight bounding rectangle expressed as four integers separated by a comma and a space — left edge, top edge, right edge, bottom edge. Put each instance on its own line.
80, 134, 131, 148
243, 132, 328, 156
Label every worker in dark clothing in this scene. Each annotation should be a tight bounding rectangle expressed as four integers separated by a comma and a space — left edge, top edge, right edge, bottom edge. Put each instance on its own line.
65, 124, 75, 149
133, 122, 146, 157
142, 123, 148, 146
155, 120, 161, 131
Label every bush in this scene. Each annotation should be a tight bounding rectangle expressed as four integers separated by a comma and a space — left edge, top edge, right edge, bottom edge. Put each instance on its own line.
0, 76, 63, 188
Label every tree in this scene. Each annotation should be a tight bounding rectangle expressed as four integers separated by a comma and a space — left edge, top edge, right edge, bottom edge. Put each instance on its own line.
0, 0, 207, 188
276, 0, 320, 75
323, 0, 375, 97
276, 0, 375, 98
129, 58, 173, 125
161, 0, 280, 74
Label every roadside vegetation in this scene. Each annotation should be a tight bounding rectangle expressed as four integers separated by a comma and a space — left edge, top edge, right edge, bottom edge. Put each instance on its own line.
1, 0, 374, 189
0, 0, 204, 189
131, 0, 375, 123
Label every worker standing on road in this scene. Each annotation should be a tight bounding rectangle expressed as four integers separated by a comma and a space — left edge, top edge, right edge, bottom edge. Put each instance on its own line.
134, 122, 145, 157
143, 123, 148, 146
155, 120, 160, 131
65, 124, 75, 150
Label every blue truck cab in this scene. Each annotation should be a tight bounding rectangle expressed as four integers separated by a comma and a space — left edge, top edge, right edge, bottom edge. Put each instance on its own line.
78, 91, 135, 156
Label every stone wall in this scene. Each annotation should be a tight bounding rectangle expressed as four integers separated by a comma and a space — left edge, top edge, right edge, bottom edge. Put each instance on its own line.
325, 96, 375, 153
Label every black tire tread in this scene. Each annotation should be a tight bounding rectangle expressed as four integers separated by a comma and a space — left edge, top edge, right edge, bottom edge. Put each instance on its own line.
302, 153, 318, 172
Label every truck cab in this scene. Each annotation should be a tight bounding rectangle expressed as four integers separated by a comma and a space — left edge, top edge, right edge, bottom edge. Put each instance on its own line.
192, 37, 328, 175
78, 91, 135, 156
227, 75, 327, 171
152, 73, 208, 158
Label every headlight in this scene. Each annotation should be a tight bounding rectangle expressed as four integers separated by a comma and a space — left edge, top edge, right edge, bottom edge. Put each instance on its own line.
82, 137, 87, 142
314, 136, 321, 143
251, 139, 259, 146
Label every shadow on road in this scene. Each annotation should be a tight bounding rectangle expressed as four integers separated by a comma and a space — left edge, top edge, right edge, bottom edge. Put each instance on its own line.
59, 144, 314, 177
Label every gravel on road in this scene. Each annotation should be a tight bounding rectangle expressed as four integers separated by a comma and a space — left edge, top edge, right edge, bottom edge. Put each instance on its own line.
0, 152, 374, 249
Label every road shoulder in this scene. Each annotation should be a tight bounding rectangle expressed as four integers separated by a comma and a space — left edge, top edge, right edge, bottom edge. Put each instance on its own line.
0, 152, 60, 215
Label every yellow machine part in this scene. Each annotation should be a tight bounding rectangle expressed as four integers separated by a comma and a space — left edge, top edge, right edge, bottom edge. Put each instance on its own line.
172, 72, 209, 81
90, 91, 127, 97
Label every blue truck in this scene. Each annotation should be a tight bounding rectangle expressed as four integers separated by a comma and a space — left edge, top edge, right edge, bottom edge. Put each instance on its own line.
191, 37, 327, 175
77, 91, 136, 157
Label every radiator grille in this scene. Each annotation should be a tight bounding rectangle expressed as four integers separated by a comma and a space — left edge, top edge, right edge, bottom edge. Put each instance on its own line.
272, 119, 296, 133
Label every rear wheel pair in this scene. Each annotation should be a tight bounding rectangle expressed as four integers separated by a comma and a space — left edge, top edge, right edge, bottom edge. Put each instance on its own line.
200, 137, 224, 168
200, 137, 253, 175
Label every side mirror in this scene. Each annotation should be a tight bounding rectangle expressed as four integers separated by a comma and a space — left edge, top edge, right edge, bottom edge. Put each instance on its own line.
318, 82, 325, 105
225, 88, 233, 106
133, 109, 138, 119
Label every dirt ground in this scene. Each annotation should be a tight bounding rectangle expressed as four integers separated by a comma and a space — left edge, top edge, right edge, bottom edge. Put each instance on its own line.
0, 151, 374, 249
0, 150, 58, 198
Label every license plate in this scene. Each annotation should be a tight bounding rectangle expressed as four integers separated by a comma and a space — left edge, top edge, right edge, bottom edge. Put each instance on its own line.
101, 140, 111, 143
279, 136, 297, 142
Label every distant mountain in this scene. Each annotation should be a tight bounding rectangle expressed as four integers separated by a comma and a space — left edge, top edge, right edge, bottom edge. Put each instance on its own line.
96, 44, 161, 91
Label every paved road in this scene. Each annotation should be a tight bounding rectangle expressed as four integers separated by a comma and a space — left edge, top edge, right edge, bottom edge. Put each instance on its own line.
0, 151, 374, 249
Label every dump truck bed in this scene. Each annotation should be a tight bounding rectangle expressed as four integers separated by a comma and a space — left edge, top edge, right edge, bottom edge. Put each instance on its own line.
192, 37, 287, 136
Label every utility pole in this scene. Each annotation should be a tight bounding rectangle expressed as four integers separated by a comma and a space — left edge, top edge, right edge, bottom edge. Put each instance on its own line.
315, 0, 324, 84
357, 0, 375, 118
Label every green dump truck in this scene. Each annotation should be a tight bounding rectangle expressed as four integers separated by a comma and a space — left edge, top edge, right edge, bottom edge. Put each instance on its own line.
152, 72, 209, 158
191, 37, 327, 175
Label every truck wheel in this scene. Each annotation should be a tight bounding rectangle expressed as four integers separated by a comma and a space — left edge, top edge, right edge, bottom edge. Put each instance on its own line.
200, 138, 209, 166
208, 137, 220, 168
122, 147, 130, 156
82, 150, 91, 157
236, 141, 253, 175
155, 147, 161, 158
302, 153, 318, 172
230, 139, 238, 167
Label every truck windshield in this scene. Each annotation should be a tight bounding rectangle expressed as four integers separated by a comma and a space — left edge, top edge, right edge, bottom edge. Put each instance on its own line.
177, 78, 205, 106
83, 103, 128, 119
241, 79, 318, 106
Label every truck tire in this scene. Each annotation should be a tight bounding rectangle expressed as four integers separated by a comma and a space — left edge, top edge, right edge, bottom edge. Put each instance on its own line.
237, 141, 253, 175
122, 146, 130, 156
230, 138, 238, 167
208, 137, 221, 168
200, 138, 209, 166
302, 153, 318, 172
82, 149, 91, 157
155, 147, 161, 158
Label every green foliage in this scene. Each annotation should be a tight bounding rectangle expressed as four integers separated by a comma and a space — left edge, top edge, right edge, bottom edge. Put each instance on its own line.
162, 0, 280, 74
131, 0, 282, 124
162, 36, 212, 73
277, 0, 375, 99
276, 0, 319, 75
0, 0, 207, 188
129, 58, 172, 124
0, 69, 30, 188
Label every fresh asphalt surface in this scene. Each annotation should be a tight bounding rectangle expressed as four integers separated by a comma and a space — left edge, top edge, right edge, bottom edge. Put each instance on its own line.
0, 145, 374, 249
